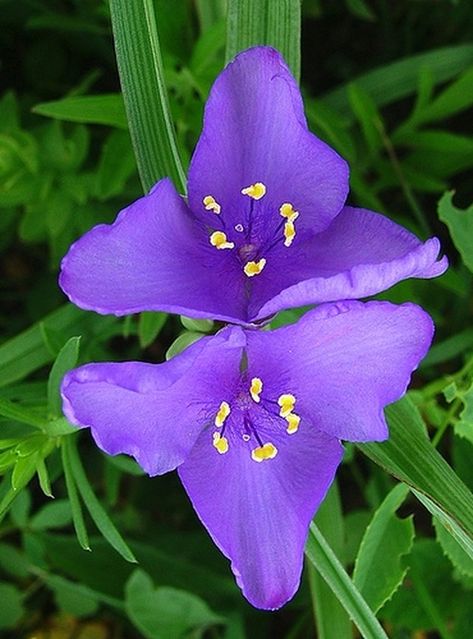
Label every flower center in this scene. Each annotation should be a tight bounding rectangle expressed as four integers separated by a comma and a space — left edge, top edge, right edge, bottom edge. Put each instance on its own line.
211, 376, 300, 461
202, 183, 300, 278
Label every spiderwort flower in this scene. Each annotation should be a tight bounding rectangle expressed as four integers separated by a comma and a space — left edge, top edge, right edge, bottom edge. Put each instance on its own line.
61, 301, 433, 609
58, 47, 447, 326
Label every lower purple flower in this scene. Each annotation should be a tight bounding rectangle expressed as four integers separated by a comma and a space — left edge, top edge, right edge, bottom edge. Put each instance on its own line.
61, 301, 433, 609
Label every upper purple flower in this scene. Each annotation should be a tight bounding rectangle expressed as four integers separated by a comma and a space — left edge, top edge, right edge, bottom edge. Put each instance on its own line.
59, 47, 447, 326
61, 300, 433, 609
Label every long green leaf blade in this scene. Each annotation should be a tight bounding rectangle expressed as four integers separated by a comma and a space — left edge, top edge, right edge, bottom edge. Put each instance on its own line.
226, 0, 301, 81
359, 397, 473, 554
109, 0, 186, 192
66, 436, 137, 563
305, 524, 389, 639
47, 336, 81, 419
61, 438, 90, 551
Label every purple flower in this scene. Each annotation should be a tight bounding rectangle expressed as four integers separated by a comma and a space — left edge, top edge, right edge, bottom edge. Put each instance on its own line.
58, 47, 447, 326
61, 300, 433, 609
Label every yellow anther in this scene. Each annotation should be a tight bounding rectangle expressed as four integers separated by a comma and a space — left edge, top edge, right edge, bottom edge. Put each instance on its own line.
213, 432, 229, 454
279, 202, 299, 222
250, 377, 263, 403
244, 258, 266, 277
278, 393, 296, 418
286, 413, 301, 435
241, 182, 267, 200
284, 221, 296, 247
251, 442, 278, 462
203, 195, 221, 214
210, 231, 235, 250
215, 401, 231, 427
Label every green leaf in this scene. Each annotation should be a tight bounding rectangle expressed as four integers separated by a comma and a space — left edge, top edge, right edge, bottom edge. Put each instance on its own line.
138, 312, 168, 348
109, 0, 186, 192
180, 316, 214, 333
0, 543, 30, 578
438, 191, 473, 274
353, 484, 414, 612
65, 436, 137, 563
345, 0, 376, 20
322, 44, 473, 117
359, 397, 473, 560
0, 398, 46, 430
414, 65, 473, 125
31, 499, 72, 531
46, 574, 100, 617
195, 0, 226, 32
308, 483, 352, 639
347, 83, 383, 154
434, 517, 473, 578
33, 94, 127, 128
0, 303, 100, 388
305, 524, 389, 639
36, 458, 53, 498
0, 583, 24, 629
61, 439, 90, 551
226, 0, 301, 81
125, 569, 223, 639
47, 336, 81, 418
96, 129, 136, 199
12, 453, 40, 491
166, 332, 203, 360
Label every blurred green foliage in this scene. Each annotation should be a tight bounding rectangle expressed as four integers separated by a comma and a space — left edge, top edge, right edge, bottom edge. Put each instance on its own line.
1, 0, 473, 638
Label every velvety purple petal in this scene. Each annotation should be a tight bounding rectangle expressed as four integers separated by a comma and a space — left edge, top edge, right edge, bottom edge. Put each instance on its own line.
251, 206, 448, 321
179, 421, 342, 609
247, 301, 433, 441
61, 327, 245, 475
188, 46, 349, 236
59, 178, 247, 324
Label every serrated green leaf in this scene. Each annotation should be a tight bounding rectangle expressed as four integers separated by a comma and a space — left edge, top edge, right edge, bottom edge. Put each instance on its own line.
226, 0, 301, 81
438, 191, 473, 274
109, 0, 186, 192
33, 94, 127, 128
434, 517, 473, 578
353, 484, 414, 612
65, 436, 137, 563
125, 569, 223, 639
47, 336, 81, 418
138, 312, 168, 348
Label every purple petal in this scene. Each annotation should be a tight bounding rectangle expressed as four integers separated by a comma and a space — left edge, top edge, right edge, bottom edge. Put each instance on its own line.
59, 178, 247, 324
247, 301, 434, 441
179, 423, 342, 609
252, 206, 447, 321
188, 46, 349, 236
61, 327, 245, 475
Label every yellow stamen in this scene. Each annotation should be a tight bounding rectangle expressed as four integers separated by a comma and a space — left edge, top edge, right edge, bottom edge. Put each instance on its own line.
286, 413, 300, 434
213, 432, 229, 454
278, 393, 296, 418
251, 442, 278, 462
215, 401, 231, 427
284, 221, 296, 247
279, 202, 299, 222
210, 231, 235, 250
244, 258, 266, 277
203, 195, 221, 214
250, 377, 263, 403
241, 182, 267, 200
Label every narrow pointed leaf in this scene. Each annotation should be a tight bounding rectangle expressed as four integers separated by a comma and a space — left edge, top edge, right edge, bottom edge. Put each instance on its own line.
47, 336, 81, 418
305, 524, 389, 639
61, 439, 90, 551
109, 0, 186, 192
226, 0, 301, 81
66, 436, 137, 563
358, 397, 473, 558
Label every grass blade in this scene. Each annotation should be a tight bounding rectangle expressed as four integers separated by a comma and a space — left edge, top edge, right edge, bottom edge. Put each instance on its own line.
61, 438, 90, 551
109, 0, 186, 192
226, 0, 301, 81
